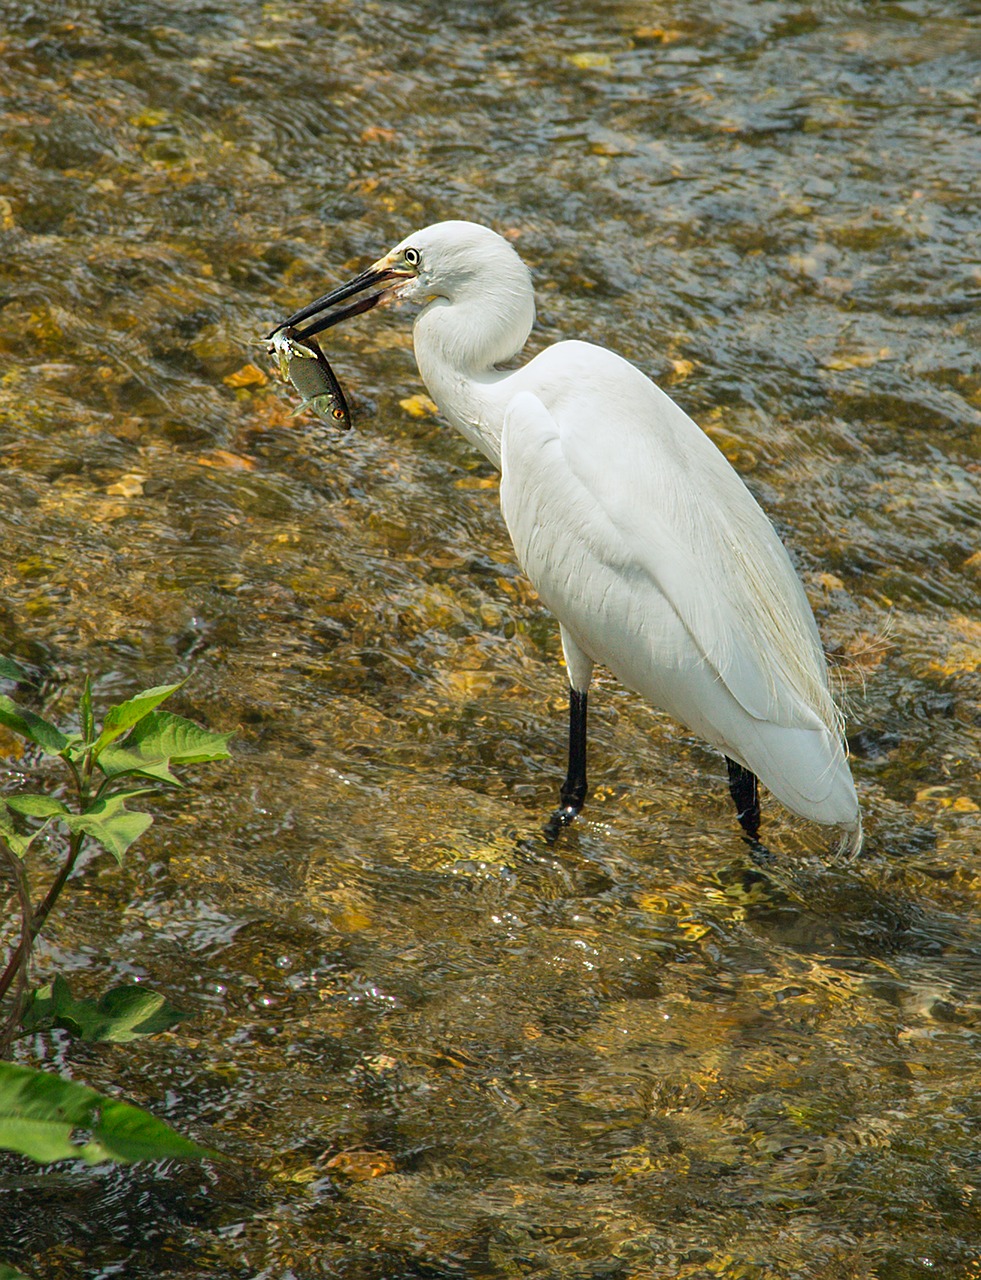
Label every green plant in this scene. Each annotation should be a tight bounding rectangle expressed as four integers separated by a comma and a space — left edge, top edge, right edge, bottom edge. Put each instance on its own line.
0, 659, 231, 1053
0, 1059, 217, 1165
0, 662, 228, 1279
0, 660, 230, 1280
0, 1053, 219, 1277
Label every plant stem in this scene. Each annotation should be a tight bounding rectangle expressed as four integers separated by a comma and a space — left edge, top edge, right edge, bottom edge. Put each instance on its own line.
0, 841, 35, 1052
0, 745, 95, 1028
31, 830, 87, 939
0, 831, 86, 1010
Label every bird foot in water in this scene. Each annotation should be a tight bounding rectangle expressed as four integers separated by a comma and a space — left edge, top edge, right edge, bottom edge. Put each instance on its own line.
543, 803, 581, 844
745, 836, 777, 866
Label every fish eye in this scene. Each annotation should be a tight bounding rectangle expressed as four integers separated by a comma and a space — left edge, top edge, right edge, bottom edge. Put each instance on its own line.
403, 247, 421, 267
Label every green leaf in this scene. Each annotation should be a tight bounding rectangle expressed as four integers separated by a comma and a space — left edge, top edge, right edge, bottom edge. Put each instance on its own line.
120, 710, 233, 765
0, 1262, 33, 1279
0, 1116, 80, 1164
0, 805, 26, 857
97, 713, 232, 786
0, 1061, 217, 1165
22, 977, 187, 1043
0, 804, 50, 859
96, 745, 181, 785
3, 794, 69, 819
92, 682, 184, 757
0, 656, 33, 684
84, 1096, 214, 1164
64, 792, 153, 864
0, 696, 69, 756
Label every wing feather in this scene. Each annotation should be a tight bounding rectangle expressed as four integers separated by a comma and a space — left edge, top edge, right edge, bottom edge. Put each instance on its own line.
499, 341, 840, 739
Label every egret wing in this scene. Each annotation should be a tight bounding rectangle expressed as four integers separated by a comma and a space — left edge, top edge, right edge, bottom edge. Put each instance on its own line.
499, 343, 838, 738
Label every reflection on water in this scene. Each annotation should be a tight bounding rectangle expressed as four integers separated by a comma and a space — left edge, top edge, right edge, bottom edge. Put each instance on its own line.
1, 0, 979, 1276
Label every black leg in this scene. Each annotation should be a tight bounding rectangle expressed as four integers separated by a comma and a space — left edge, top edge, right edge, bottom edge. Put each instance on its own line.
544, 687, 588, 840
726, 756, 760, 843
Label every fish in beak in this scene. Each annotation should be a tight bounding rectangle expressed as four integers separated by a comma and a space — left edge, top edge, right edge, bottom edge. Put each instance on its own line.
267, 327, 351, 429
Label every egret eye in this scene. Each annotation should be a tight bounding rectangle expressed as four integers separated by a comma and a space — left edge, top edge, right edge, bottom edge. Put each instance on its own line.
403, 247, 421, 267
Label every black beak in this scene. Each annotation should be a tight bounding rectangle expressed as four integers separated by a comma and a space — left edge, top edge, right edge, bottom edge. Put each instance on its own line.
268, 265, 405, 342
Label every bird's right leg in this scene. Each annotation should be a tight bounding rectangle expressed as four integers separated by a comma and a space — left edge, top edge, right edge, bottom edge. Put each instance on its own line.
544, 627, 595, 838
545, 686, 588, 840
725, 756, 761, 843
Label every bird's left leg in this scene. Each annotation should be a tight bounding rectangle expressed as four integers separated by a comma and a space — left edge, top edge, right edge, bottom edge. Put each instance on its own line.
725, 756, 761, 842
559, 686, 589, 815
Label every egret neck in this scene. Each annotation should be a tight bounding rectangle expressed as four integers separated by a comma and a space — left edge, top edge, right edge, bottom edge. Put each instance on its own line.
409, 249, 536, 468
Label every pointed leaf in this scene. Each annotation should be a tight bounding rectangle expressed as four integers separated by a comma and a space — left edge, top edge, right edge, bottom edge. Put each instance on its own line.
93, 682, 183, 756
64, 793, 153, 864
116, 711, 233, 766
4, 795, 69, 819
0, 1116, 82, 1164
18, 980, 60, 1033
21, 977, 186, 1043
0, 696, 69, 755
0, 656, 33, 684
0, 805, 50, 859
90, 984, 187, 1041
20, 975, 81, 1036
0, 805, 26, 857
0, 1062, 217, 1165
0, 1061, 102, 1162
83, 1096, 215, 1164
96, 745, 181, 785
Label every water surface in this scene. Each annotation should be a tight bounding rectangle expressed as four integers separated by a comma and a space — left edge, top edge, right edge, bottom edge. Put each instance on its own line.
1, 2, 979, 1277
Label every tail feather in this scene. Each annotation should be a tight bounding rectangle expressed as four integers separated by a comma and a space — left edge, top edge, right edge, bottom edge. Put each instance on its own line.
834, 815, 864, 862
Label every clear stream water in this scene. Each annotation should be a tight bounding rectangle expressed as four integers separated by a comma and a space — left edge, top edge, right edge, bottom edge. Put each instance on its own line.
1, 2, 979, 1277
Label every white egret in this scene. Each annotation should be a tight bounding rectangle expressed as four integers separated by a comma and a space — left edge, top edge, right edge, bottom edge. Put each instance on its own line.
272, 220, 862, 855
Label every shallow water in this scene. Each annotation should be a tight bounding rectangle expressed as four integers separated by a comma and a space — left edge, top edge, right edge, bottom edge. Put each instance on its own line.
1, 1, 980, 1277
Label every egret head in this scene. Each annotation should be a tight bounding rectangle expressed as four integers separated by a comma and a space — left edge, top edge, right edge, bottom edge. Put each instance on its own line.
271, 220, 535, 368
383, 221, 526, 304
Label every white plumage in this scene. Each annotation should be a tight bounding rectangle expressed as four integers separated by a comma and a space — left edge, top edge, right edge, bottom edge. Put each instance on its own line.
277, 219, 862, 854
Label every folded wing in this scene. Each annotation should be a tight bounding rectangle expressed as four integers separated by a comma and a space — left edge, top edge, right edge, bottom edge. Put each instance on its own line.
499, 341, 859, 829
